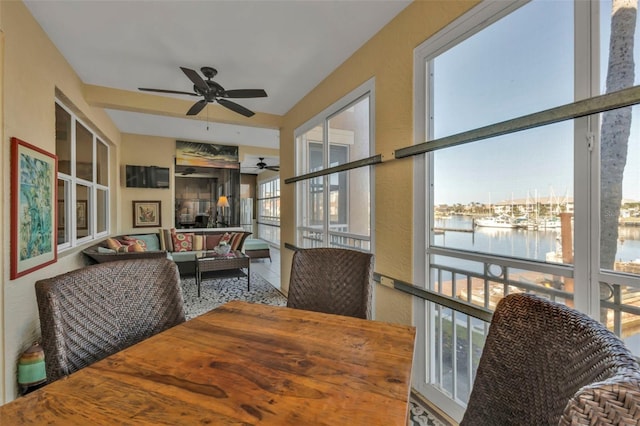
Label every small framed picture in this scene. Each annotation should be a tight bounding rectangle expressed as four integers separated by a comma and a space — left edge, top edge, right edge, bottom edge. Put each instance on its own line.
133, 200, 161, 228
76, 200, 88, 230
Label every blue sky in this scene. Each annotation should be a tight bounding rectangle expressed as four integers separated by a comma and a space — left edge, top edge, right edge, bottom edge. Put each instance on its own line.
431, 0, 640, 205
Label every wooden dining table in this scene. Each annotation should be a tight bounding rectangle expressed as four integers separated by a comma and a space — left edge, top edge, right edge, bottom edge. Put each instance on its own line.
0, 301, 416, 425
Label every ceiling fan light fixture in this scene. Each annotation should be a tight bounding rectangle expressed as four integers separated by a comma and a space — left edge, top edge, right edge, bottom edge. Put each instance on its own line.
138, 66, 267, 118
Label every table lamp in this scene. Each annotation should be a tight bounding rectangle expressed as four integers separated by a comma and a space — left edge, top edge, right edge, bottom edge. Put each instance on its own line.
217, 195, 229, 225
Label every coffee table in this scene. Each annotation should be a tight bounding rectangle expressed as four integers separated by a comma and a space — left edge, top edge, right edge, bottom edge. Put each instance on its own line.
195, 250, 250, 297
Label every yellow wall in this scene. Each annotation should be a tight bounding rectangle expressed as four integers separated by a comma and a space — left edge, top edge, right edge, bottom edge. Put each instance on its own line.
279, 0, 478, 325
119, 134, 176, 233
0, 1, 122, 401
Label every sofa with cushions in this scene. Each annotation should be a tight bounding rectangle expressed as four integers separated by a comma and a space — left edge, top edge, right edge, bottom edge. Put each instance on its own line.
82, 228, 252, 275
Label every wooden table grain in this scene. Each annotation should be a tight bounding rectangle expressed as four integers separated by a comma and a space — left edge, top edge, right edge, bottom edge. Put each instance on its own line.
0, 301, 416, 425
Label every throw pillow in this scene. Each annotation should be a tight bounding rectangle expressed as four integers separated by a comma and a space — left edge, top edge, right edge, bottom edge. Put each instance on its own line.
193, 235, 204, 251
171, 232, 193, 252
160, 228, 174, 252
220, 232, 233, 246
230, 233, 244, 250
206, 234, 223, 250
125, 233, 160, 251
122, 236, 148, 251
105, 238, 122, 250
117, 243, 144, 253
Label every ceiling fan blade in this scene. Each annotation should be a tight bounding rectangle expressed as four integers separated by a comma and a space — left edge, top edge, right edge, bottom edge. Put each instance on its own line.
223, 89, 268, 98
186, 99, 208, 116
265, 166, 280, 171
217, 98, 255, 117
180, 67, 208, 93
139, 88, 199, 96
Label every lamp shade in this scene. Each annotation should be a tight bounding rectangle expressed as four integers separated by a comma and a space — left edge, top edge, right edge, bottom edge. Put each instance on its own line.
217, 195, 230, 208
18, 342, 46, 386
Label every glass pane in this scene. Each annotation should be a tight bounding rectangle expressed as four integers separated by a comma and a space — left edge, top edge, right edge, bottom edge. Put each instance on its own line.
328, 168, 370, 251
432, 0, 573, 139
76, 122, 93, 181
96, 140, 108, 186
599, 109, 640, 274
600, 282, 640, 356
328, 95, 370, 163
297, 127, 324, 247
299, 126, 323, 173
599, 0, 640, 94
431, 254, 573, 311
57, 179, 68, 245
96, 188, 107, 234
55, 104, 72, 175
76, 184, 89, 238
433, 120, 573, 265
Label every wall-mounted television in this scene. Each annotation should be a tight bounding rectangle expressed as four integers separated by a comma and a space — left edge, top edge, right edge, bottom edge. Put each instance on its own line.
125, 165, 170, 188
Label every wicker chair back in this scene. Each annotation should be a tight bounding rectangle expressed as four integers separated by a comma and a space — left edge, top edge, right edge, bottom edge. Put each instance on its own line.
35, 258, 185, 383
461, 293, 640, 426
287, 247, 374, 319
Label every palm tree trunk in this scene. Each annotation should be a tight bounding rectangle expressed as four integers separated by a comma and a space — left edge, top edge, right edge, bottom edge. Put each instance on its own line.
600, 0, 637, 269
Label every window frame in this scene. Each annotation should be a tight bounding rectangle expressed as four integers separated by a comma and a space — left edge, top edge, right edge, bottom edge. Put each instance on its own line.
294, 78, 375, 251
257, 176, 281, 245
411, 0, 636, 419
55, 99, 110, 251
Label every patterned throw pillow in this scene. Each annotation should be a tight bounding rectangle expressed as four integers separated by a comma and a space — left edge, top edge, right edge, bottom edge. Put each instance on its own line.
171, 232, 193, 252
206, 234, 223, 250
122, 236, 147, 251
218, 232, 244, 251
230, 233, 244, 250
220, 232, 233, 246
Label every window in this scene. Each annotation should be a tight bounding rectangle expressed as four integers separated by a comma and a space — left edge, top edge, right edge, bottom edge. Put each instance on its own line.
56, 101, 110, 249
257, 177, 280, 245
295, 80, 374, 251
414, 0, 640, 420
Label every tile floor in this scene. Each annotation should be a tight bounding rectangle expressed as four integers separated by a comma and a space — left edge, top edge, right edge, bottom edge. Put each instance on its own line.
248, 244, 281, 290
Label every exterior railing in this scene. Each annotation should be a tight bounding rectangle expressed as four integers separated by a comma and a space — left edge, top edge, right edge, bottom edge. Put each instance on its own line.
297, 226, 371, 251
422, 246, 639, 404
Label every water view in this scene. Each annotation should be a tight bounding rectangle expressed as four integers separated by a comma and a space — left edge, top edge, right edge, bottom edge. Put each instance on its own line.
434, 215, 640, 264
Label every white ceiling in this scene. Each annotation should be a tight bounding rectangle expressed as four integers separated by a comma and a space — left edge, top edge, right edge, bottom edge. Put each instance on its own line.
24, 0, 410, 173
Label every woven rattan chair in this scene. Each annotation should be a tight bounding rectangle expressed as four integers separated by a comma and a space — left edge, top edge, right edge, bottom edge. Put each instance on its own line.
461, 293, 640, 426
35, 258, 185, 383
287, 247, 374, 319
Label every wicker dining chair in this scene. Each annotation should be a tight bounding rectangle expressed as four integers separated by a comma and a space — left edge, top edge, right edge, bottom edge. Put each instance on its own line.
460, 293, 640, 426
287, 247, 374, 319
35, 258, 185, 383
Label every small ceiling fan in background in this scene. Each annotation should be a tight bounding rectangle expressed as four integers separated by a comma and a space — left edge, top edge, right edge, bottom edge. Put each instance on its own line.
139, 66, 267, 117
247, 157, 280, 172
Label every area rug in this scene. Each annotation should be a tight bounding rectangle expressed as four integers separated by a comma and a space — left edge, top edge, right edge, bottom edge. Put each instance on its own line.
180, 272, 287, 320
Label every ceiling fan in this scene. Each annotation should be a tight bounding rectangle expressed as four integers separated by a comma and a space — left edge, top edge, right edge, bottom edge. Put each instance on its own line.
139, 66, 267, 117
247, 157, 280, 172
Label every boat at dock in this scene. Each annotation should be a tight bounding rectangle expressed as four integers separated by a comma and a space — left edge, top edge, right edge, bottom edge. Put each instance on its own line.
537, 216, 562, 229
475, 215, 516, 228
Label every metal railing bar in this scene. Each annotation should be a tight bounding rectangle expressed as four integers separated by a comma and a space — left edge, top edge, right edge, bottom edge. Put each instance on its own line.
284, 154, 382, 184
428, 246, 574, 278
373, 272, 494, 322
284, 242, 300, 251
395, 85, 640, 159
